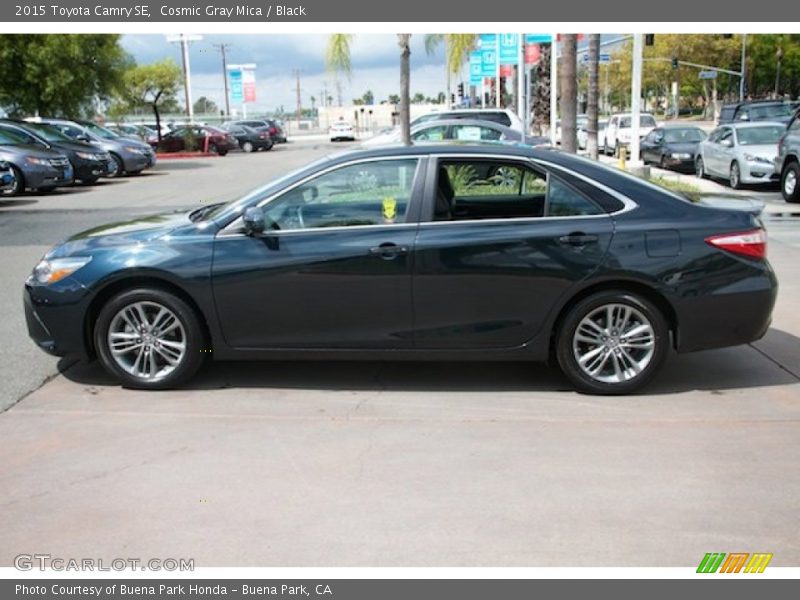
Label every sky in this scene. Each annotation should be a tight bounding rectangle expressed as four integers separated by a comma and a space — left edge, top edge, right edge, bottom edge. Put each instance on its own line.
120, 34, 456, 115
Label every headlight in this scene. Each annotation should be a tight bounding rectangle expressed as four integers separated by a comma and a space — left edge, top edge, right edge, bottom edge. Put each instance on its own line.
25, 156, 48, 165
75, 151, 101, 160
124, 146, 147, 155
744, 154, 772, 164
31, 257, 92, 285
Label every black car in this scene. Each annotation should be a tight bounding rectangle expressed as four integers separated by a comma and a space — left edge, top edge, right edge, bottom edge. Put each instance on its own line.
220, 123, 274, 152
24, 144, 776, 394
0, 128, 73, 195
718, 100, 796, 125
640, 126, 707, 171
0, 120, 114, 185
231, 119, 287, 143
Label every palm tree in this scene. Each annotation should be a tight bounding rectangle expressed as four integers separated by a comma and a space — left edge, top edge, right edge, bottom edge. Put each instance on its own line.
586, 34, 601, 159
559, 34, 578, 153
327, 33, 413, 145
424, 34, 478, 106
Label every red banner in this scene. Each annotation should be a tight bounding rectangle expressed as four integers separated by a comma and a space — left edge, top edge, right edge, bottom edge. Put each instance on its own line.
525, 44, 541, 65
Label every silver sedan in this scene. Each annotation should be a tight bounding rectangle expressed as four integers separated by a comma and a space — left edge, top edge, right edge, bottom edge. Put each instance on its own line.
695, 121, 784, 189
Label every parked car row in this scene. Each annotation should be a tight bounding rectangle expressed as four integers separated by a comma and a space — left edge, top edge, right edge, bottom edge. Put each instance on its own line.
0, 117, 156, 197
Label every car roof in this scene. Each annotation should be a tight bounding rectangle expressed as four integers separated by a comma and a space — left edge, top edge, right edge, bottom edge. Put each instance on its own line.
415, 118, 510, 131
722, 100, 789, 108
722, 121, 787, 129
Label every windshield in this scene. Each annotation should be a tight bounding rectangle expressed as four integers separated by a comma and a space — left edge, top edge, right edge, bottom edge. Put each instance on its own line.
663, 128, 706, 143
0, 129, 27, 145
23, 122, 72, 143
737, 125, 785, 145
619, 115, 656, 128
749, 104, 793, 119
82, 122, 119, 139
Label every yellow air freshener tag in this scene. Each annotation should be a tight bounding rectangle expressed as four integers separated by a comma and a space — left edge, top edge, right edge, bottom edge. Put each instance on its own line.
382, 197, 397, 222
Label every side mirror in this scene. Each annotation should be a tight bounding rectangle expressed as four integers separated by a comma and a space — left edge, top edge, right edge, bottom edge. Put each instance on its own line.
242, 206, 265, 236
721, 138, 734, 148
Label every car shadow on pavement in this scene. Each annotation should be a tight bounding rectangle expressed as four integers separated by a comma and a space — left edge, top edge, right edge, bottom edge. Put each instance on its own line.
57, 328, 800, 395
153, 161, 213, 171
0, 198, 38, 208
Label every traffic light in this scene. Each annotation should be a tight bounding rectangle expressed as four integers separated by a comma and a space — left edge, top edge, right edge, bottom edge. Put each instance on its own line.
671, 56, 679, 70
645, 34, 655, 46
457, 82, 464, 98
451, 93, 456, 105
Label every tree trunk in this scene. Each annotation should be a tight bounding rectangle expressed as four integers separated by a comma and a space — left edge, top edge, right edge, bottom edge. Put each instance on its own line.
398, 34, 412, 145
153, 91, 163, 144
559, 34, 578, 154
586, 34, 600, 159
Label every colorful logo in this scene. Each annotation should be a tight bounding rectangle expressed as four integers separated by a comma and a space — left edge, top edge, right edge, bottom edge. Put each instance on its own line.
697, 552, 773, 573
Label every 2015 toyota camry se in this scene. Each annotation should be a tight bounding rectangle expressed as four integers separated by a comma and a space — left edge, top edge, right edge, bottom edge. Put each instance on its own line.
23, 144, 777, 394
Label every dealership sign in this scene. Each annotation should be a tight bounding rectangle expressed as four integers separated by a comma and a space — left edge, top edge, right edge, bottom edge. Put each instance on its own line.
227, 63, 257, 104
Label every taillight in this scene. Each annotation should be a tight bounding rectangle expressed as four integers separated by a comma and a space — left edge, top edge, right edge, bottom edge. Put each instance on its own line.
705, 229, 767, 259
269, 127, 277, 135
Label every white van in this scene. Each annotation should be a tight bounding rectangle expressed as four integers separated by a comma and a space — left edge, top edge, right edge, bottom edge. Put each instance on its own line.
602, 113, 657, 156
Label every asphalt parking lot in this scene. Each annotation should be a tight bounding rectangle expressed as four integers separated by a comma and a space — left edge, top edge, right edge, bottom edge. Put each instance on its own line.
1, 139, 799, 567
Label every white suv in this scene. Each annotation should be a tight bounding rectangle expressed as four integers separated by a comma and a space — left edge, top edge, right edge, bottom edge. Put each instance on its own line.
603, 113, 657, 156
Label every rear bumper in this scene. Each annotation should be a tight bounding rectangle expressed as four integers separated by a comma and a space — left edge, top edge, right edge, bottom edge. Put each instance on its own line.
675, 263, 778, 353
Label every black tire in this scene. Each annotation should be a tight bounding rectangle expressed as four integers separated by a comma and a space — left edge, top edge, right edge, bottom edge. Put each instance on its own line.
729, 161, 743, 189
555, 290, 670, 395
217, 149, 228, 156
659, 154, 668, 169
208, 143, 218, 155
94, 287, 206, 390
263, 140, 274, 151
108, 153, 124, 178
695, 156, 707, 179
781, 161, 800, 203
36, 186, 57, 193
2, 165, 24, 196
241, 141, 254, 153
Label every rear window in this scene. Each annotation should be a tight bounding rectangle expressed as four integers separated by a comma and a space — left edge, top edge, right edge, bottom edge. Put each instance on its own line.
450, 112, 512, 127
619, 115, 655, 128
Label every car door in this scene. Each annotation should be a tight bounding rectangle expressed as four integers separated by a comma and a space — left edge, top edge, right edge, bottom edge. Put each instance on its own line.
211, 156, 426, 349
605, 116, 618, 148
715, 127, 736, 174
411, 155, 614, 349
641, 129, 662, 163
703, 128, 723, 175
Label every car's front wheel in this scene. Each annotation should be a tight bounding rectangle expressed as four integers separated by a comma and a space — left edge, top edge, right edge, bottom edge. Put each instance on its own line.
781, 161, 800, 203
241, 141, 254, 153
729, 161, 743, 189
556, 291, 669, 395
695, 156, 707, 179
94, 288, 206, 389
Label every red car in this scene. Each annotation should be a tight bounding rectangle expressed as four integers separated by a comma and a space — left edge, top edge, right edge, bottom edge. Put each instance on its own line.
158, 125, 237, 155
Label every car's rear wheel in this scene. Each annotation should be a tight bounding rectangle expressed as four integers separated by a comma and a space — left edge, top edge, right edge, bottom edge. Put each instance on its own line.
781, 161, 800, 203
556, 291, 669, 395
729, 161, 743, 189
241, 141, 254, 153
695, 156, 707, 179
94, 288, 206, 389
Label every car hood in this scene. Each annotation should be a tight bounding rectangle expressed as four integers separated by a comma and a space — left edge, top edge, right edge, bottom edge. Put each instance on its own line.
737, 144, 778, 158
0, 144, 65, 159
47, 210, 198, 259
663, 142, 700, 153
51, 140, 109, 154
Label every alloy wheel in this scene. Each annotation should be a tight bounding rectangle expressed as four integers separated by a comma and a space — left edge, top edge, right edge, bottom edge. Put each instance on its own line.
572, 303, 656, 384
784, 169, 797, 197
107, 301, 186, 381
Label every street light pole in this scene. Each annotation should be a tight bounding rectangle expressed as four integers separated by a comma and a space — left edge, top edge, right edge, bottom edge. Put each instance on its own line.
775, 46, 784, 98
739, 34, 747, 102
166, 34, 203, 122
630, 33, 644, 164
550, 37, 558, 146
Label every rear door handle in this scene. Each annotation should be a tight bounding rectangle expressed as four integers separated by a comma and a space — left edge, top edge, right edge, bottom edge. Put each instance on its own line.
558, 233, 599, 246
369, 243, 409, 259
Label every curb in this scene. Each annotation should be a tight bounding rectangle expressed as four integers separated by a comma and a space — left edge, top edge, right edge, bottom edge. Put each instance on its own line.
155, 152, 221, 159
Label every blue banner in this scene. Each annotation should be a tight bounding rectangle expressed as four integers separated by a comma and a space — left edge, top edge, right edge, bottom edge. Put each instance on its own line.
498, 33, 518, 64
525, 33, 553, 44
469, 52, 483, 86
228, 69, 243, 103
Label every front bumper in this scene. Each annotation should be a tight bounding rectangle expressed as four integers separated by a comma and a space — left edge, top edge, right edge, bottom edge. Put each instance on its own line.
75, 158, 114, 181
24, 283, 89, 358
121, 150, 156, 173
24, 164, 74, 189
741, 161, 780, 185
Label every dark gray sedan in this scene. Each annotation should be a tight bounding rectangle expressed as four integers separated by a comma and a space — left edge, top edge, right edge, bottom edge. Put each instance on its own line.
363, 119, 548, 147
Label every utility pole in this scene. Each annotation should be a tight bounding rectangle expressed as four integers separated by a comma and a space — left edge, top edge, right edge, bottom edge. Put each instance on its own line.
740, 34, 747, 101
166, 34, 202, 122
213, 43, 232, 117
630, 33, 644, 164
293, 69, 302, 124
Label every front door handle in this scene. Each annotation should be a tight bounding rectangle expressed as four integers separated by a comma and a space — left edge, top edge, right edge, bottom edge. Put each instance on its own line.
369, 243, 409, 260
558, 232, 599, 246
